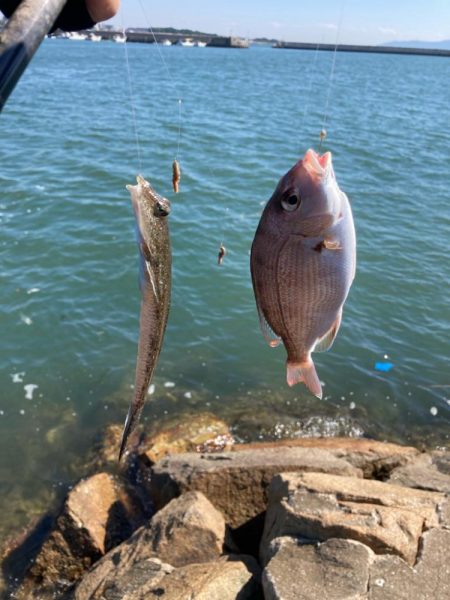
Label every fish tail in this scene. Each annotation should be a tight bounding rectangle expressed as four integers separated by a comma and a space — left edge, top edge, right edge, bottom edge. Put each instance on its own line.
286, 359, 323, 399
118, 404, 142, 461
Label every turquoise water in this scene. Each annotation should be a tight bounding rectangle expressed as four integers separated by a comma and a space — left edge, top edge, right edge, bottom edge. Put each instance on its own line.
0, 40, 449, 539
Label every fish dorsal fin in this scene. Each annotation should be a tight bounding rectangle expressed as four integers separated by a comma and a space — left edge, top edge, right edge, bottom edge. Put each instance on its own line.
314, 309, 342, 353
256, 303, 281, 348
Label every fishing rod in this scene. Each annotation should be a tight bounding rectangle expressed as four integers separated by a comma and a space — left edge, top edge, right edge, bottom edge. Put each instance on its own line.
0, 0, 67, 112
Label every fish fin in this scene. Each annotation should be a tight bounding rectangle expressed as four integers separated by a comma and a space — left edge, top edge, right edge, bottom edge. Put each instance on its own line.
314, 310, 342, 353
256, 303, 281, 348
287, 359, 323, 399
119, 400, 143, 461
140, 241, 152, 262
323, 239, 342, 250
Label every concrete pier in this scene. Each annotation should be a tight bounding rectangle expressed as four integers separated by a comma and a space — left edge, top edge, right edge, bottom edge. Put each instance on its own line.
274, 41, 450, 57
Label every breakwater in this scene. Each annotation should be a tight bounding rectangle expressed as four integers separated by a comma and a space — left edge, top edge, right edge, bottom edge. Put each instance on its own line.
274, 40, 450, 57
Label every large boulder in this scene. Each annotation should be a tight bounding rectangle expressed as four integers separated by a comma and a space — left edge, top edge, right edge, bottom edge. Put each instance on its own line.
74, 556, 174, 600
368, 528, 450, 599
146, 447, 362, 530
261, 472, 446, 566
15, 473, 146, 598
262, 529, 450, 600
74, 554, 260, 600
234, 438, 419, 479
138, 555, 261, 600
263, 537, 373, 600
388, 450, 450, 493
73, 491, 227, 598
148, 490, 226, 566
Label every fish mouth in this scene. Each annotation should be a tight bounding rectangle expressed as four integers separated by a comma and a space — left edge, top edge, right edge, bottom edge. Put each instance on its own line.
133, 175, 171, 217
303, 149, 332, 178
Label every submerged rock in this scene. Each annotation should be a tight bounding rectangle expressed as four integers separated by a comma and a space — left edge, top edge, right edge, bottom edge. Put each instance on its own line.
139, 412, 234, 463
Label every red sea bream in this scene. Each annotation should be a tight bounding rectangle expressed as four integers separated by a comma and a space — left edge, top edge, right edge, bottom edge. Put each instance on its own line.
250, 149, 356, 399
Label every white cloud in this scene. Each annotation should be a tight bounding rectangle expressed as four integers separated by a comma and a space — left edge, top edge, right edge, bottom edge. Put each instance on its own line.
270, 21, 283, 29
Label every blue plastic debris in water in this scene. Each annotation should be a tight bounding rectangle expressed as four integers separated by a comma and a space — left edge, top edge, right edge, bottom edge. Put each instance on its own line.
375, 361, 393, 372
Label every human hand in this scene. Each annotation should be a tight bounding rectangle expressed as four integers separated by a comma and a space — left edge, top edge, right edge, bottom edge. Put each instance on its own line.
85, 0, 120, 23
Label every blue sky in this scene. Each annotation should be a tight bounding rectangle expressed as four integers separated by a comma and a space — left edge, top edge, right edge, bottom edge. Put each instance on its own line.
110, 0, 450, 44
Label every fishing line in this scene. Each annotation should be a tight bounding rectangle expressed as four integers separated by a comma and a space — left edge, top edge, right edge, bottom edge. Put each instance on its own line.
319, 0, 347, 150
298, 36, 323, 147
176, 98, 183, 160
120, 6, 142, 171
137, 0, 184, 164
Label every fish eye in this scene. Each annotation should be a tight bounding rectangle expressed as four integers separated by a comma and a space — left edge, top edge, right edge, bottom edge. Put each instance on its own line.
281, 193, 301, 212
154, 200, 171, 217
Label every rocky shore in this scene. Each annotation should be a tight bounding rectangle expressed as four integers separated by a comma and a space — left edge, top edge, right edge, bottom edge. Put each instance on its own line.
1, 414, 449, 599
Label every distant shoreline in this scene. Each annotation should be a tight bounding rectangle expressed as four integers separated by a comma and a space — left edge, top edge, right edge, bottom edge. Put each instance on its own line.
47, 26, 450, 57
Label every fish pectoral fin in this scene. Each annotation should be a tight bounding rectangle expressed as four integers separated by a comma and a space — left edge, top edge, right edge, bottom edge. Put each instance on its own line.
138, 241, 159, 301
256, 303, 281, 348
140, 262, 159, 302
323, 238, 342, 250
140, 241, 152, 261
314, 310, 342, 353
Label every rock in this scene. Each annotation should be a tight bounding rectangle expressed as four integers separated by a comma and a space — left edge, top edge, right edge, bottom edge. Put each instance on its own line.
261, 472, 446, 566
439, 496, 450, 528
145, 555, 262, 600
73, 555, 175, 600
85, 424, 123, 472
234, 438, 419, 479
368, 528, 450, 599
433, 450, 450, 474
74, 554, 260, 600
263, 529, 450, 599
140, 412, 234, 463
73, 491, 227, 598
16, 473, 146, 598
388, 450, 450, 493
263, 537, 373, 600
148, 491, 226, 566
147, 447, 362, 529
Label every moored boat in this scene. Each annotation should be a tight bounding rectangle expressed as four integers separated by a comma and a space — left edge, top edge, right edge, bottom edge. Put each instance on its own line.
113, 33, 127, 43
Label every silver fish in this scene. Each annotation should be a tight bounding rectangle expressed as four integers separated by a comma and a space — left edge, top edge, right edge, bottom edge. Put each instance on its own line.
250, 149, 356, 399
119, 176, 172, 460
